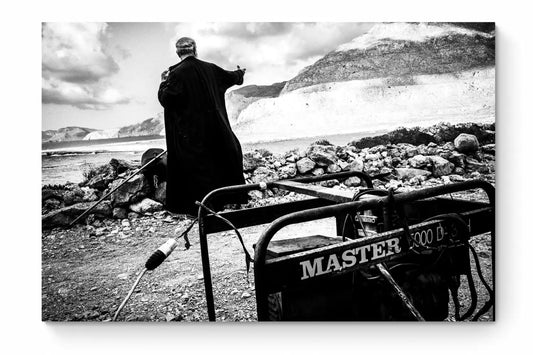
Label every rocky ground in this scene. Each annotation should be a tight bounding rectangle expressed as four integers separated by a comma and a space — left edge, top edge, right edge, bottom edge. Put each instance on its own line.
41, 122, 495, 322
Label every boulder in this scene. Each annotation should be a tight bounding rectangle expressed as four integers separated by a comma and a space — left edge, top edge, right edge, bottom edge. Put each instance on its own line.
296, 157, 316, 174
368, 145, 386, 154
454, 133, 480, 153
312, 167, 325, 176
365, 153, 381, 161
251, 167, 279, 183
408, 154, 431, 169
42, 185, 88, 207
278, 163, 297, 179
43, 198, 62, 212
442, 142, 455, 151
440, 151, 466, 168
465, 157, 490, 173
284, 150, 300, 163
128, 212, 140, 219
108, 174, 150, 207
306, 145, 337, 167
86, 173, 115, 191
395, 168, 432, 181
129, 198, 163, 214
326, 164, 341, 174
42, 201, 112, 228
454, 167, 466, 175
320, 179, 339, 188
81, 187, 99, 202
109, 158, 137, 174
338, 160, 350, 171
449, 174, 467, 182
405, 146, 419, 158
243, 152, 266, 172
379, 167, 393, 176
60, 189, 85, 206
391, 157, 402, 167
113, 207, 128, 219
429, 156, 455, 177
248, 190, 264, 200
154, 181, 167, 204
481, 143, 495, 155
347, 158, 364, 172
344, 176, 361, 187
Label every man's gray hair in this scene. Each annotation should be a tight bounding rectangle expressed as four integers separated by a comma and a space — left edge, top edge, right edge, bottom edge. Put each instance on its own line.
176, 37, 197, 57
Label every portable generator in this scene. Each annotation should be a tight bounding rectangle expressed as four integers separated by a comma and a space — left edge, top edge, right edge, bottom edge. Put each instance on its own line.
197, 171, 495, 321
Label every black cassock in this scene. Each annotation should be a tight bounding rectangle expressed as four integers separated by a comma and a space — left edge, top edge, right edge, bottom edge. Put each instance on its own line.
158, 56, 246, 215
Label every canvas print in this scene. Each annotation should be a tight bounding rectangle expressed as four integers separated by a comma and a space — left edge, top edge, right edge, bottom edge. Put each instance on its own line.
42, 22, 495, 321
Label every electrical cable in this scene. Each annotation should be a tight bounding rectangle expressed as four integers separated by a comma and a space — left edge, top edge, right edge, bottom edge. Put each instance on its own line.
112, 216, 198, 321
468, 243, 495, 321
422, 213, 494, 321
195, 201, 254, 274
112, 268, 147, 321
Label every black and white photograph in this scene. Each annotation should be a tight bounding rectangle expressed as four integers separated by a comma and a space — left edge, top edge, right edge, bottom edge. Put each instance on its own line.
40, 21, 497, 322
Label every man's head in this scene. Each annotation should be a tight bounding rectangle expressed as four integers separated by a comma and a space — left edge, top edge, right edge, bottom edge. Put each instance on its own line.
175, 37, 197, 59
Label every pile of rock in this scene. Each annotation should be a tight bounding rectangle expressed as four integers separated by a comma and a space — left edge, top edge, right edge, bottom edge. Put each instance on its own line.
41, 123, 495, 229
42, 159, 166, 228
243, 129, 494, 198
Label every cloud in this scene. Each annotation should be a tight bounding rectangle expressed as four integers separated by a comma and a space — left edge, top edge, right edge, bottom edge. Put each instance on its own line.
172, 22, 373, 85
42, 22, 129, 109
42, 77, 129, 110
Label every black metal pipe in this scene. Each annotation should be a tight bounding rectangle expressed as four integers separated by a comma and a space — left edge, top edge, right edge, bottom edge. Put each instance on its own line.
197, 203, 216, 321
291, 170, 374, 188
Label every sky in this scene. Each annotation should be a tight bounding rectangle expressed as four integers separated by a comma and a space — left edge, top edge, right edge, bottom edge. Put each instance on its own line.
41, 22, 373, 131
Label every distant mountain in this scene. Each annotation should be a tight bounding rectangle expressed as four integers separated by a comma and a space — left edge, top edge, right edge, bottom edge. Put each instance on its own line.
117, 112, 165, 138
82, 113, 165, 141
42, 82, 285, 143
42, 126, 97, 143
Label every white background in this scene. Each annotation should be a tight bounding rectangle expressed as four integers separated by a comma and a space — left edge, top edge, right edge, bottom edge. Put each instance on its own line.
1, 0, 531, 354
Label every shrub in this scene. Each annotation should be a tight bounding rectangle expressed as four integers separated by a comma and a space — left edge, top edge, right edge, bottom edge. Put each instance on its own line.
81, 163, 114, 183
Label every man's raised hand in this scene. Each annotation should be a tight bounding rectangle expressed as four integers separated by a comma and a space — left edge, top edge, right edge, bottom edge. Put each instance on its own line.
161, 69, 170, 82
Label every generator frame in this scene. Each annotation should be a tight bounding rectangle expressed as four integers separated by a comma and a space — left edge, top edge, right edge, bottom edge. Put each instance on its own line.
197, 171, 495, 321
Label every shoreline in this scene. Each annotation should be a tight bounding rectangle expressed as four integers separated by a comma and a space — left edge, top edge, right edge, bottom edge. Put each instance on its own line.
41, 130, 390, 155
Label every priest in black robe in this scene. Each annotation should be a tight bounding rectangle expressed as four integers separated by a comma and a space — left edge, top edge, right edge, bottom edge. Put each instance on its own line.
158, 37, 247, 216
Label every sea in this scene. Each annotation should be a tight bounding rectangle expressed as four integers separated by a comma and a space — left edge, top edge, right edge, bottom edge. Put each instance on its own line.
41, 131, 386, 186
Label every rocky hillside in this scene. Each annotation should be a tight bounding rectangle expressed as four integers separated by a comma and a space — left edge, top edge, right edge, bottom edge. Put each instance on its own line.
232, 22, 495, 143
225, 82, 286, 123
283, 23, 494, 92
